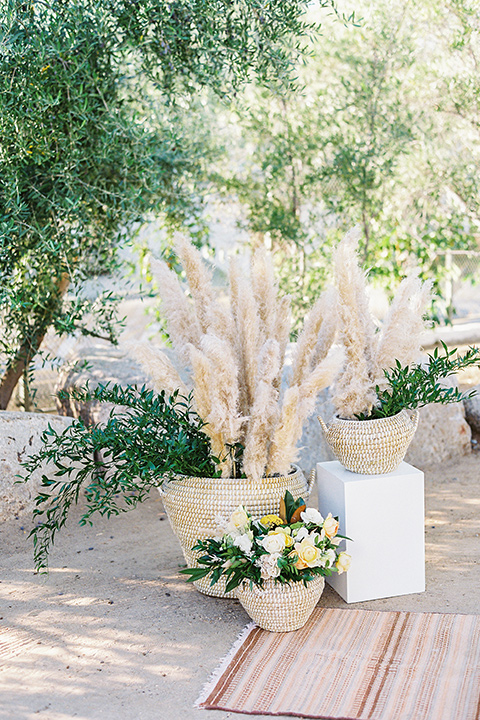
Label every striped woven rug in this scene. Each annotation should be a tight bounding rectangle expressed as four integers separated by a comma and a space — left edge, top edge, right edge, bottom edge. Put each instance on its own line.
197, 607, 480, 719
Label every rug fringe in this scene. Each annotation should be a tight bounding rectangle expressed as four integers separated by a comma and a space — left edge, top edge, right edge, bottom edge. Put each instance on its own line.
195, 621, 257, 709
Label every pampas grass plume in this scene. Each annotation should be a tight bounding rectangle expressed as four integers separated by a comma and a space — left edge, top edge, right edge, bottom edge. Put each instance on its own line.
199, 333, 242, 444
332, 227, 378, 417
149, 257, 201, 365
251, 247, 278, 343
291, 286, 337, 387
267, 386, 301, 476
188, 342, 230, 476
229, 257, 261, 412
375, 273, 433, 387
243, 339, 281, 479
127, 341, 190, 396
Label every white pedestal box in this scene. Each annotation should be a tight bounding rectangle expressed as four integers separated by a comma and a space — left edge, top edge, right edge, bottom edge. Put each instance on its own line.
317, 461, 425, 603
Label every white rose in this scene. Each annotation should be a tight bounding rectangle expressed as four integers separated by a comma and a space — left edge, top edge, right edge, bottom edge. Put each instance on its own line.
323, 548, 336, 567
257, 553, 281, 579
225, 506, 250, 536
300, 507, 324, 525
233, 533, 253, 555
229, 506, 250, 529
261, 532, 286, 554
294, 526, 309, 543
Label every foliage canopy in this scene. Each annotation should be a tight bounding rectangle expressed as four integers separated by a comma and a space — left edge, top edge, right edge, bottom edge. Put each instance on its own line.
0, 0, 319, 407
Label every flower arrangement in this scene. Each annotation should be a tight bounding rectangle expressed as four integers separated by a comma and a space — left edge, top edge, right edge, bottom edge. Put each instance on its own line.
181, 491, 351, 593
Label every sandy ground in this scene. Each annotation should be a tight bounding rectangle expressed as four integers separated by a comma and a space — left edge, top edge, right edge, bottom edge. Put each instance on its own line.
1, 453, 479, 720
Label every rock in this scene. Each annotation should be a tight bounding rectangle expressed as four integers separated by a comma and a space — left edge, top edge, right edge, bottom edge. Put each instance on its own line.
405, 402, 471, 468
0, 412, 73, 522
463, 387, 480, 434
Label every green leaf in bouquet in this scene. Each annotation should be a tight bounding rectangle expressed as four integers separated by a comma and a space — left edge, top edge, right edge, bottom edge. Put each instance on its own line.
279, 490, 306, 524
179, 567, 211, 582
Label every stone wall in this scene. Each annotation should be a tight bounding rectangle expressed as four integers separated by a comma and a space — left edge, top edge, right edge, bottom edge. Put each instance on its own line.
0, 412, 72, 522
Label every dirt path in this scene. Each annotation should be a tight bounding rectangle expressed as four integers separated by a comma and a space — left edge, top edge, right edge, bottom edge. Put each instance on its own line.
1, 454, 479, 720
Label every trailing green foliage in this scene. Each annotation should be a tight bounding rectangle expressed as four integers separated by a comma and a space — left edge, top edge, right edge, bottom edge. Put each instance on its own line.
21, 385, 220, 572
356, 344, 480, 420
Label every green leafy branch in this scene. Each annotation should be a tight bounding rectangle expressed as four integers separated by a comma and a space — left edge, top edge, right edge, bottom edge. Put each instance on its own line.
356, 343, 479, 420
21, 384, 220, 573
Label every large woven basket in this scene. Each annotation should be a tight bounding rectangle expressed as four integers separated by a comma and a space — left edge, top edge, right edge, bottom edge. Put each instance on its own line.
318, 408, 419, 475
159, 466, 312, 598
235, 576, 325, 632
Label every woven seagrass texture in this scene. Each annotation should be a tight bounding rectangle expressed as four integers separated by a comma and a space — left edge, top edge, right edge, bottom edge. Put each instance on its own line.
160, 466, 311, 598
235, 576, 325, 632
318, 409, 419, 474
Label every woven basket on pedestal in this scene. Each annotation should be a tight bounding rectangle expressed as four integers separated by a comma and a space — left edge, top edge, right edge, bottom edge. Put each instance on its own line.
318, 408, 419, 475
159, 466, 313, 599
235, 575, 325, 632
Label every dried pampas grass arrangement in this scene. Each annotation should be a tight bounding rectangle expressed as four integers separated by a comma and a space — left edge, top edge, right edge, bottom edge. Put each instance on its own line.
130, 238, 338, 479
331, 226, 433, 419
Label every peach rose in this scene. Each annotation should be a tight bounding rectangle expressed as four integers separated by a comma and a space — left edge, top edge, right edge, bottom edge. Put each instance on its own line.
293, 537, 322, 569
323, 513, 339, 539
335, 552, 352, 574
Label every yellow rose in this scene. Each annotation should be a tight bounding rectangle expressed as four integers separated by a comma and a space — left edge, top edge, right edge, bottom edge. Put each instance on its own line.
275, 526, 294, 547
260, 514, 284, 528
335, 552, 352, 574
323, 513, 339, 539
293, 537, 322, 569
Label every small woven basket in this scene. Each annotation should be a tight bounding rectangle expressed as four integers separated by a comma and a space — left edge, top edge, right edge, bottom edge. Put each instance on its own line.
235, 576, 325, 632
318, 408, 419, 475
160, 466, 313, 598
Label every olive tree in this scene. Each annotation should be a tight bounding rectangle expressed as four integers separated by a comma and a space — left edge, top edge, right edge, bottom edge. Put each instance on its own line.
0, 0, 318, 408
215, 0, 480, 326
